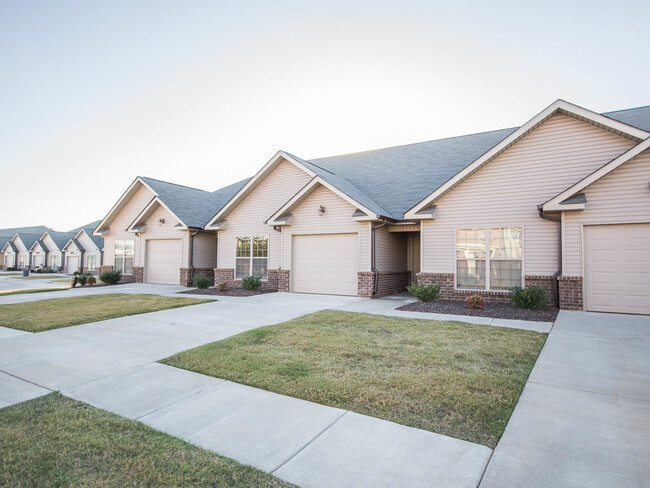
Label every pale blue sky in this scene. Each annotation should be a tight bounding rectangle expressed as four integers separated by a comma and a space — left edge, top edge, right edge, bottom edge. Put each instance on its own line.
1, 0, 648, 230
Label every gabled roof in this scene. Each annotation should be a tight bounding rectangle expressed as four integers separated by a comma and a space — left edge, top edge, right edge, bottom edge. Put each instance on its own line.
0, 225, 52, 245
1, 241, 18, 253
42, 231, 77, 251
68, 220, 101, 234
139, 177, 249, 229
543, 136, 650, 212
29, 239, 47, 252
13, 233, 42, 252
404, 100, 650, 218
213, 100, 650, 225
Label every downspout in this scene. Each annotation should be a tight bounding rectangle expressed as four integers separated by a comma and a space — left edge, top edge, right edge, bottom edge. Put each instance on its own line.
371, 218, 388, 297
538, 206, 561, 307
188, 229, 200, 283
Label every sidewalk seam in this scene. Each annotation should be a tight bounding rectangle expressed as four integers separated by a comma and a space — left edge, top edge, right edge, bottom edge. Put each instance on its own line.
269, 410, 349, 474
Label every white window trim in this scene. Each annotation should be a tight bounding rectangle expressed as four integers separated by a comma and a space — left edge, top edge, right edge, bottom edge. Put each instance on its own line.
454, 226, 525, 292
87, 254, 97, 271
235, 235, 269, 281
114, 239, 135, 275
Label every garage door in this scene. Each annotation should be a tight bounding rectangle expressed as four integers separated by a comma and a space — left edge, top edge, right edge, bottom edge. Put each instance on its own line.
292, 234, 358, 296
146, 239, 182, 285
5, 255, 14, 268
66, 256, 79, 274
33, 255, 44, 267
584, 224, 650, 314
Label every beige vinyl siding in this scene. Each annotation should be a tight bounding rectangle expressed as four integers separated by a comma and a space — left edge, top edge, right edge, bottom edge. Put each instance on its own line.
41, 234, 63, 268
13, 238, 30, 268
280, 184, 371, 272
192, 231, 217, 268
140, 205, 189, 268
218, 160, 312, 271
421, 114, 636, 276
563, 149, 650, 276
76, 231, 102, 270
103, 184, 155, 269
375, 226, 407, 272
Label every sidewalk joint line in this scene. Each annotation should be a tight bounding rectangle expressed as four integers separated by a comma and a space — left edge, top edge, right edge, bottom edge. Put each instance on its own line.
527, 380, 650, 404
269, 410, 349, 474
0, 368, 53, 392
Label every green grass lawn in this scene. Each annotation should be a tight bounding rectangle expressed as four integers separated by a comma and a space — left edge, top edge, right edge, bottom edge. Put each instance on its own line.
162, 310, 546, 447
0, 293, 213, 332
0, 272, 21, 276
0, 394, 293, 488
14, 275, 70, 280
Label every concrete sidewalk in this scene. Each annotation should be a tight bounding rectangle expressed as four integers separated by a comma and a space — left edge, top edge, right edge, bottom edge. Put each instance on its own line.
480, 311, 650, 488
0, 290, 493, 488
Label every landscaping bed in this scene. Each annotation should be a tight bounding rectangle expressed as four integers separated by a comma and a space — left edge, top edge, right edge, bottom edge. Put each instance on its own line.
0, 293, 212, 332
162, 310, 547, 447
398, 299, 558, 322
180, 288, 276, 297
0, 394, 293, 488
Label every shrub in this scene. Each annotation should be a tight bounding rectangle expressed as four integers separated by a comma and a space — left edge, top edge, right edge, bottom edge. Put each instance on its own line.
241, 275, 261, 291
217, 282, 227, 292
465, 293, 484, 309
76, 273, 90, 286
509, 285, 548, 310
86, 275, 97, 286
406, 282, 441, 302
99, 270, 122, 285
192, 273, 211, 289
35, 268, 43, 273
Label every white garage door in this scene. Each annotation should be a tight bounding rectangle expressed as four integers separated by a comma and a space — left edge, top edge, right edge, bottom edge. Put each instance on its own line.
292, 233, 358, 296
66, 256, 79, 274
146, 239, 182, 285
584, 224, 650, 315
33, 255, 44, 267
5, 255, 14, 268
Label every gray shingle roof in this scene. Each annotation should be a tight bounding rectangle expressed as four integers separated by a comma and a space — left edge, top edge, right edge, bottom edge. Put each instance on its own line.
0, 226, 52, 244
306, 128, 517, 219
15, 233, 43, 251
603, 105, 650, 132
47, 231, 77, 250
299, 105, 650, 220
67, 222, 104, 250
2, 241, 18, 252
140, 176, 250, 228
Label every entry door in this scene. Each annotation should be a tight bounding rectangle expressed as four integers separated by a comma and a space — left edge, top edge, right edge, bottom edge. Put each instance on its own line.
584, 223, 650, 314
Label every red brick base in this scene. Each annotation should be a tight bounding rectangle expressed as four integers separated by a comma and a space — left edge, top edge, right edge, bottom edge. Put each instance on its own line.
358, 271, 411, 298
416, 272, 558, 305
133, 266, 144, 283
558, 276, 583, 310
212, 268, 282, 291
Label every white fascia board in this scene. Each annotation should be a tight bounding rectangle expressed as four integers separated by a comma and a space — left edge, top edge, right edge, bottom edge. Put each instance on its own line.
126, 197, 187, 232
206, 151, 317, 229
543, 203, 586, 212
94, 177, 150, 236
543, 137, 650, 212
404, 100, 650, 219
267, 176, 378, 226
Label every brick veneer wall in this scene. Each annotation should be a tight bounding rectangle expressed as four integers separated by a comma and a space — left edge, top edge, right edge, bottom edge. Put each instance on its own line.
357, 271, 411, 298
181, 267, 215, 287
213, 267, 281, 291
99, 265, 135, 284
133, 266, 144, 283
558, 276, 583, 310
416, 272, 558, 304
277, 270, 290, 292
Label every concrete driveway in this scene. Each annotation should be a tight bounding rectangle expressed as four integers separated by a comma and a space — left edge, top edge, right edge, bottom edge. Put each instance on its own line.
480, 311, 650, 488
0, 286, 492, 488
0, 271, 70, 293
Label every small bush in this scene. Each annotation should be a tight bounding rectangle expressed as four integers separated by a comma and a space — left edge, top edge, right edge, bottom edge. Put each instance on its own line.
465, 293, 484, 309
192, 273, 211, 289
86, 275, 97, 286
35, 268, 43, 273
509, 285, 548, 310
76, 273, 91, 286
241, 275, 261, 291
99, 270, 122, 285
217, 282, 227, 292
406, 282, 441, 302
5, 267, 17, 271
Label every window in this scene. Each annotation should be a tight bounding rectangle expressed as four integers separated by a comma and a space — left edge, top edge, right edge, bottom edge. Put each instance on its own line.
87, 255, 96, 271
456, 227, 522, 290
51, 255, 58, 268
114, 240, 134, 275
19, 255, 26, 269
235, 236, 268, 279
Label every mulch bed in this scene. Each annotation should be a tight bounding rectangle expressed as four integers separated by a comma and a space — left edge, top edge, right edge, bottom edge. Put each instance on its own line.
179, 288, 276, 297
397, 299, 558, 322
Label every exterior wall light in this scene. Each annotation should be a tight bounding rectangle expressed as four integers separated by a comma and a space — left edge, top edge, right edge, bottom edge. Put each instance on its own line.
318, 205, 326, 216
159, 218, 165, 224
